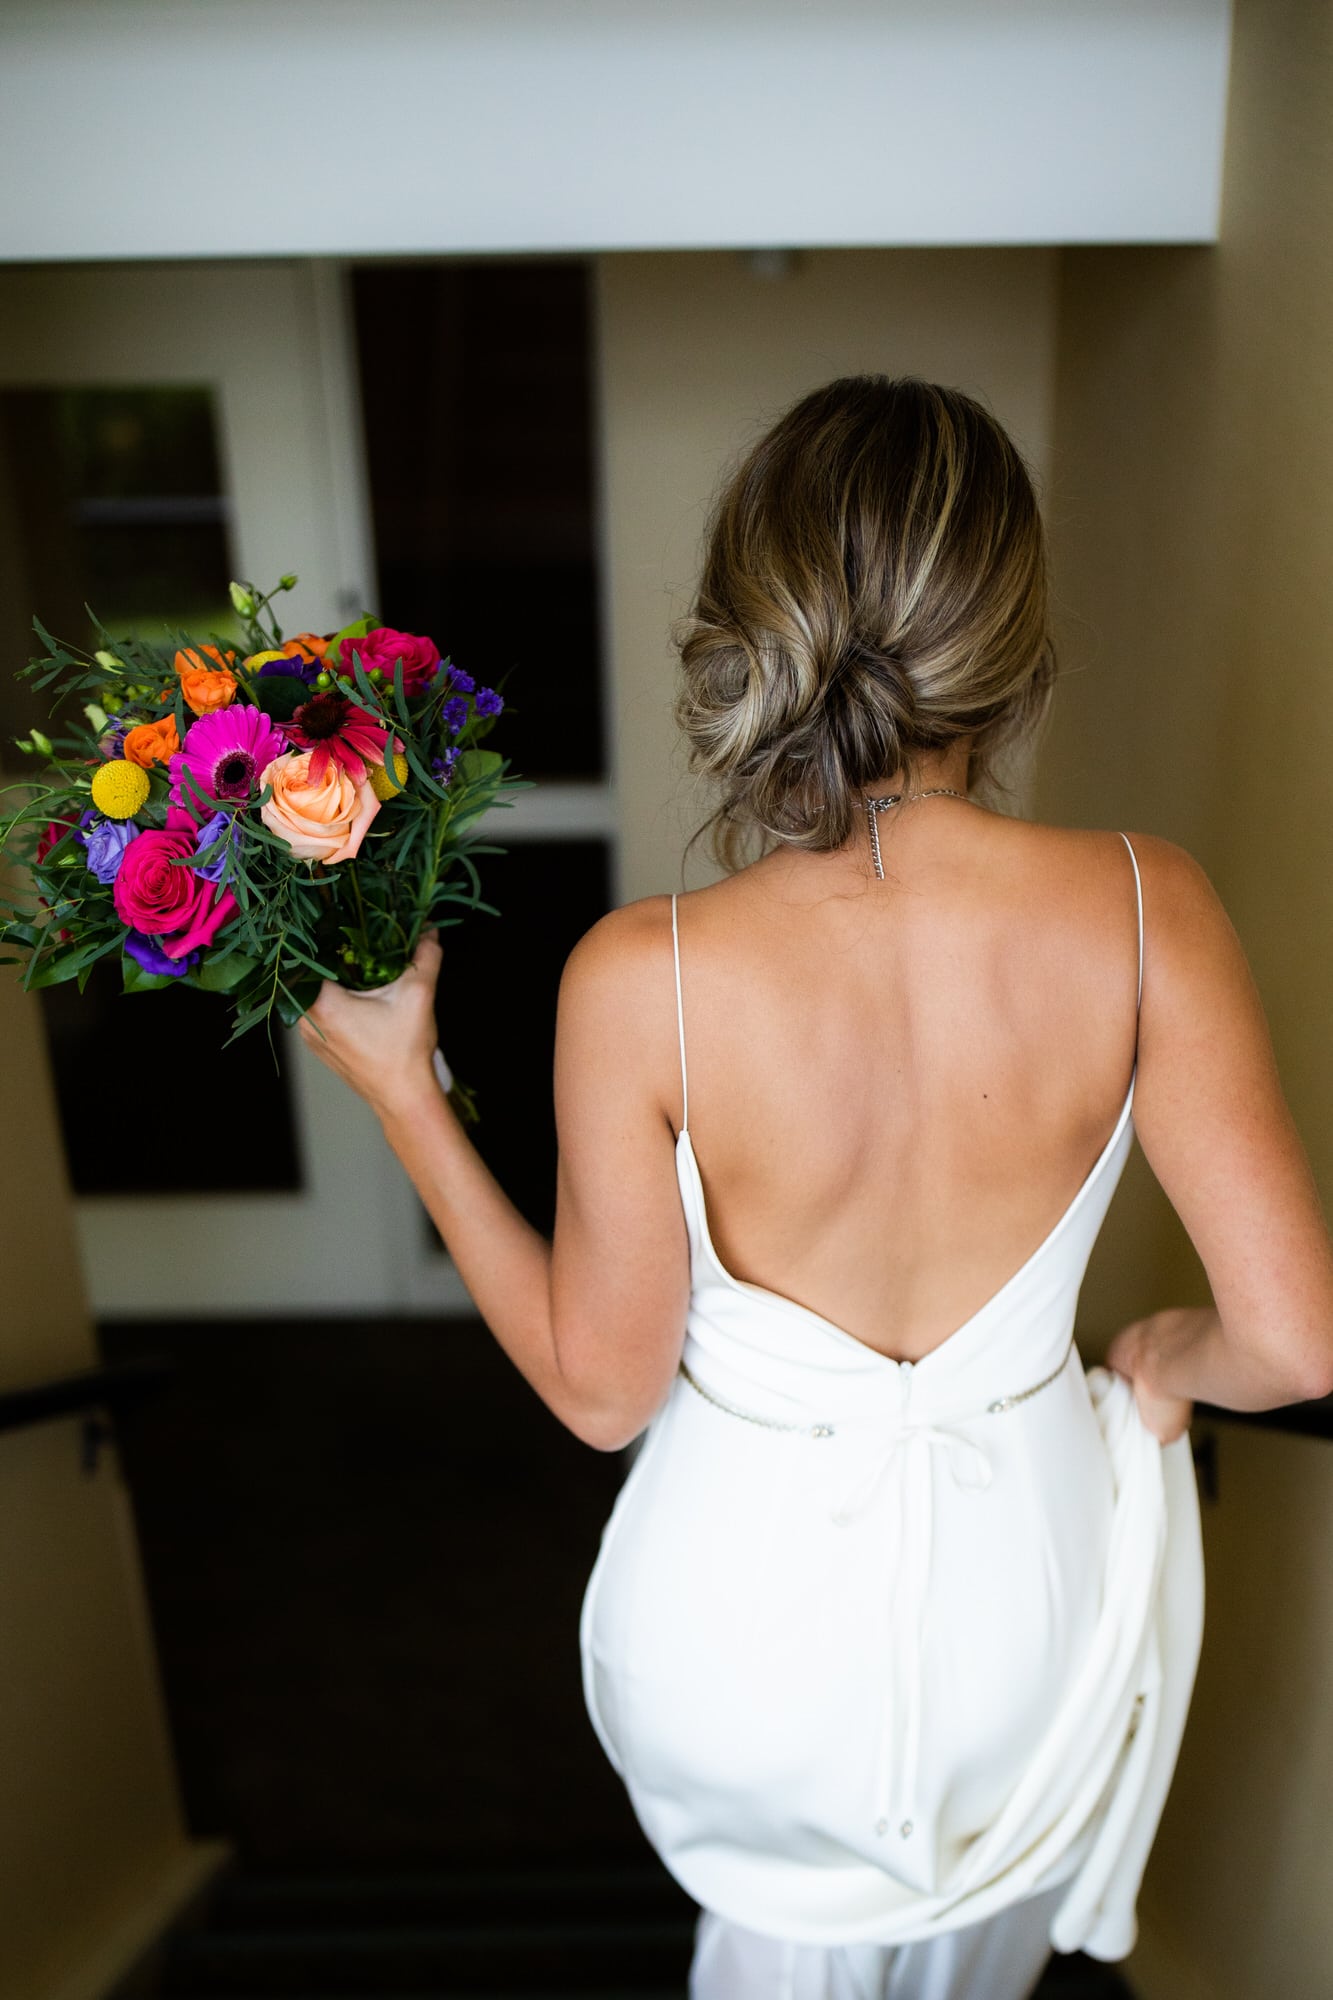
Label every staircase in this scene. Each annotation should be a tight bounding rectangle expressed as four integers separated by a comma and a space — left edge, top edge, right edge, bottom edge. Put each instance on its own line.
126, 1863, 1137, 1999
145, 1865, 695, 1999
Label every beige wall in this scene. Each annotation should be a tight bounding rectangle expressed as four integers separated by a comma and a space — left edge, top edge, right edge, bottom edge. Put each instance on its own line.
1043, 0, 1333, 1992
5, 20, 1330, 1972
595, 246, 1059, 904
0, 957, 226, 1998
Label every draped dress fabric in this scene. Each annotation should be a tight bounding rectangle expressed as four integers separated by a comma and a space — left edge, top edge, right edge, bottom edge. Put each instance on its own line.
579, 834, 1205, 1990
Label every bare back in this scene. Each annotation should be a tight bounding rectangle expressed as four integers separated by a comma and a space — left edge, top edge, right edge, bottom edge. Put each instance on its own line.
671, 812, 1142, 1364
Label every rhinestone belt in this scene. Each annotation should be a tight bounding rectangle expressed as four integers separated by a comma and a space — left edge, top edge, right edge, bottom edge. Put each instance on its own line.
677, 1335, 1075, 1438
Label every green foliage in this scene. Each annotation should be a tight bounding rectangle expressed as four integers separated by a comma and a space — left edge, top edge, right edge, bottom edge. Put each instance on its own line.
249, 673, 309, 721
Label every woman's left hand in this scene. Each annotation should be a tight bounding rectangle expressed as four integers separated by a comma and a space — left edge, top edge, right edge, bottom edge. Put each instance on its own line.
1105, 1314, 1195, 1445
297, 931, 444, 1122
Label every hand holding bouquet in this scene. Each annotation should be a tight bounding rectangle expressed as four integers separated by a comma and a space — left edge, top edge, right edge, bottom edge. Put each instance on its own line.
0, 575, 529, 1123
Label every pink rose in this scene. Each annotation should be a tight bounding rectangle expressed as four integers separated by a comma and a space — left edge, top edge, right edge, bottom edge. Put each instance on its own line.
112, 828, 237, 959
258, 751, 380, 863
340, 625, 441, 697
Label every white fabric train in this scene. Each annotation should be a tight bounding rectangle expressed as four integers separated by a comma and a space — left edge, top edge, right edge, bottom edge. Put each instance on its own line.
580, 837, 1205, 1963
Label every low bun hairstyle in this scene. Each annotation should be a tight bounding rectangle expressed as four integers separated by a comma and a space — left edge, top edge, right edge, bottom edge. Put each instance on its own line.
672, 375, 1056, 873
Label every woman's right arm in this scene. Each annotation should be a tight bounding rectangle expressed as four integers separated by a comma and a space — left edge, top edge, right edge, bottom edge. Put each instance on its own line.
1123, 835, 1333, 1419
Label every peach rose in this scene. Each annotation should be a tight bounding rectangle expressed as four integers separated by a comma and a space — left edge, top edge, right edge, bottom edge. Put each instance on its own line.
175, 644, 239, 716
258, 750, 380, 863
122, 714, 181, 768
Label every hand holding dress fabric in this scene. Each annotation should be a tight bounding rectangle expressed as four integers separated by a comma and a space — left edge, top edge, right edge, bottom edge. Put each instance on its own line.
1105, 1316, 1196, 1445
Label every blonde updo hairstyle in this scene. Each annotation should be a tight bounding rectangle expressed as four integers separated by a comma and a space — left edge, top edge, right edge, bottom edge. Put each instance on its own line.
673, 375, 1056, 873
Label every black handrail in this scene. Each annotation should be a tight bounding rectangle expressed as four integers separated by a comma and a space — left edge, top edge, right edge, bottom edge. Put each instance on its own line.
1195, 1396, 1333, 1444
0, 1355, 174, 1437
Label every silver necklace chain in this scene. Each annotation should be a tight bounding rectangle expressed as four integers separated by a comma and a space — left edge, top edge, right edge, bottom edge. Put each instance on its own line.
865, 787, 970, 879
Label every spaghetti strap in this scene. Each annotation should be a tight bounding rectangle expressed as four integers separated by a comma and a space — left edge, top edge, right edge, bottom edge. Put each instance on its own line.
671, 891, 689, 1135
1119, 832, 1144, 1014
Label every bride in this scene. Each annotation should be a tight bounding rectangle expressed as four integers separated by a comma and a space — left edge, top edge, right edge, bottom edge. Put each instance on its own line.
299, 376, 1333, 1999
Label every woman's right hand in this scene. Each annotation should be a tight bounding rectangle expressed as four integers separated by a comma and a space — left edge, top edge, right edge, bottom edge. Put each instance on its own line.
1105, 1314, 1196, 1445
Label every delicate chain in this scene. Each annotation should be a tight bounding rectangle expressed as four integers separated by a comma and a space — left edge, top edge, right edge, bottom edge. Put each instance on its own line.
985, 1337, 1075, 1414
680, 1336, 1074, 1430
865, 787, 970, 879
678, 1360, 836, 1438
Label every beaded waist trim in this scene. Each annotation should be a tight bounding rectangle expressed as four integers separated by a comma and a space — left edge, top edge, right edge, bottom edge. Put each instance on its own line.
677, 1336, 1075, 1439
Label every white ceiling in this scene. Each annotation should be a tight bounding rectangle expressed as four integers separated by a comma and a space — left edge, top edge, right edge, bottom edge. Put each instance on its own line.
0, 0, 1233, 260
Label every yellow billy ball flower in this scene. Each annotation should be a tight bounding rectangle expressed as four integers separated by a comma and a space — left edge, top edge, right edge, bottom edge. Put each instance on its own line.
90, 759, 151, 820
243, 650, 288, 673
368, 752, 410, 801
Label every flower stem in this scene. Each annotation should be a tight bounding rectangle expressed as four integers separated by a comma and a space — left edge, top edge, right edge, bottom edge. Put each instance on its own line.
348, 859, 370, 960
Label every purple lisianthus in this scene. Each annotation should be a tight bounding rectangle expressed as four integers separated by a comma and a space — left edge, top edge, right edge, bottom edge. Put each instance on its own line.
96, 719, 135, 760
78, 810, 140, 885
475, 687, 503, 717
441, 695, 470, 735
193, 810, 237, 884
445, 666, 475, 694
124, 931, 198, 979
256, 653, 321, 687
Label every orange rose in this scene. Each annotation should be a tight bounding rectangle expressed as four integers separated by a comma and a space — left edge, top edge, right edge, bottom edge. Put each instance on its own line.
174, 644, 239, 716
258, 750, 380, 864
179, 666, 238, 714
175, 644, 236, 677
122, 715, 181, 769
282, 633, 330, 664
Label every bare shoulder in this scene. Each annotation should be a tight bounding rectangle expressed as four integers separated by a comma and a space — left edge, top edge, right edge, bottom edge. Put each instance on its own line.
1018, 822, 1225, 926
556, 896, 668, 980
1109, 831, 1257, 1008
553, 895, 682, 1131
1117, 828, 1228, 913
1014, 819, 1189, 875
558, 892, 675, 1004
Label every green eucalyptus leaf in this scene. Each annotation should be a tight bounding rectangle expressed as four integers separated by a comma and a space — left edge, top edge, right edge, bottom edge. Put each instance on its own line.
121, 953, 178, 994
328, 614, 379, 661
454, 749, 504, 785
273, 977, 322, 1029
194, 950, 259, 993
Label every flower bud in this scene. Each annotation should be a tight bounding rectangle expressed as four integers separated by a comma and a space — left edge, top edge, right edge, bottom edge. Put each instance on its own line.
30, 729, 53, 757
315, 670, 332, 690
84, 702, 109, 733
94, 650, 124, 671
279, 573, 298, 591
229, 581, 256, 618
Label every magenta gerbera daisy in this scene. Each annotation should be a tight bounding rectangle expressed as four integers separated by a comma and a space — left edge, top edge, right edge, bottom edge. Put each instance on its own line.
169, 705, 290, 819
280, 693, 394, 787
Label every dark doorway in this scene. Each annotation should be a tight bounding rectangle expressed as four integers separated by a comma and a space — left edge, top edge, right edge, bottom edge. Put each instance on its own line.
351, 259, 606, 787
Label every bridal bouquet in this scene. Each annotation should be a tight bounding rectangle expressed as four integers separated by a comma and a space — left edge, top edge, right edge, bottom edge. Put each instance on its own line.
0, 574, 529, 1122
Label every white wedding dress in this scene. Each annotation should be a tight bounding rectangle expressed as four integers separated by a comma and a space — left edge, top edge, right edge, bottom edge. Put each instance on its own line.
580, 837, 1205, 1998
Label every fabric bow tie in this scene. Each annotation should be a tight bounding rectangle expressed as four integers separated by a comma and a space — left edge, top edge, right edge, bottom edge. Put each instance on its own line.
830, 1417, 994, 1528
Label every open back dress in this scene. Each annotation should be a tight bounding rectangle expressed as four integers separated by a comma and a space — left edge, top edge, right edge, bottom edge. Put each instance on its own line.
579, 833, 1205, 1972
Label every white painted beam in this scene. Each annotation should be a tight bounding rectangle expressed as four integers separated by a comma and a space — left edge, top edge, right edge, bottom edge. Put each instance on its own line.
0, 0, 1232, 260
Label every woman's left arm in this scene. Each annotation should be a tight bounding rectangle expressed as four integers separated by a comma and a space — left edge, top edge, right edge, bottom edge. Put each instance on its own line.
298, 898, 691, 1450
